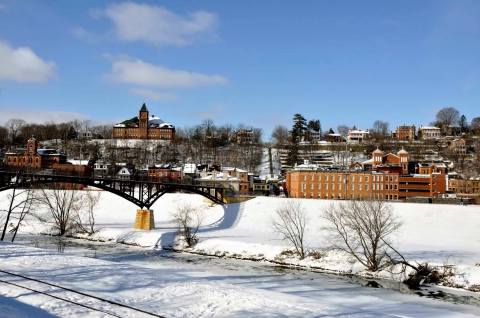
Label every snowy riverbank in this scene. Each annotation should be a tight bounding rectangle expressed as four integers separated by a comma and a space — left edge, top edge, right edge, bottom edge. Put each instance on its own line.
3, 241, 480, 317
3, 191, 480, 292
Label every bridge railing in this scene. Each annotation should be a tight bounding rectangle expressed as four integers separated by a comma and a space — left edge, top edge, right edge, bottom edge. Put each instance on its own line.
0, 169, 225, 190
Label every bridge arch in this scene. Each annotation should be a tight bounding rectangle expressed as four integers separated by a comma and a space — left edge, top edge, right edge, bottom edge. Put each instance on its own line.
0, 172, 225, 209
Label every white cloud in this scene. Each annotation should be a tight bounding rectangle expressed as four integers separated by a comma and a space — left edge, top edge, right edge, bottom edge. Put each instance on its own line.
0, 108, 88, 124
0, 41, 55, 83
101, 2, 217, 46
107, 57, 227, 88
129, 87, 177, 102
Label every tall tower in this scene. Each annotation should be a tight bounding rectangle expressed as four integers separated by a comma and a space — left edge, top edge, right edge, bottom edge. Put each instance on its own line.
397, 148, 409, 175
372, 148, 384, 166
25, 137, 38, 156
139, 103, 149, 139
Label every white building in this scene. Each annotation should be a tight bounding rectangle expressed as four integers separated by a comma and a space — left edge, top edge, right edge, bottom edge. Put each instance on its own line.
347, 129, 370, 142
419, 126, 441, 140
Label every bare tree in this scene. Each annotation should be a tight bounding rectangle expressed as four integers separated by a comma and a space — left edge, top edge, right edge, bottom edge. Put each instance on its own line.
371, 120, 390, 139
74, 191, 101, 235
323, 199, 401, 271
37, 188, 83, 236
337, 125, 350, 138
273, 200, 307, 259
5, 118, 26, 143
435, 107, 460, 134
271, 125, 289, 146
1, 185, 36, 242
471, 117, 480, 135
173, 204, 203, 248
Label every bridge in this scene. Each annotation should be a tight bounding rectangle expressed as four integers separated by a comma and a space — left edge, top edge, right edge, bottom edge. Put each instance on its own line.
0, 170, 225, 208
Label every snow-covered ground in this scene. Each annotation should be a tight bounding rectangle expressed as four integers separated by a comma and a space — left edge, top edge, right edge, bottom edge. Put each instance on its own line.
1, 190, 480, 316
2, 241, 480, 317
3, 191, 480, 290
257, 147, 281, 177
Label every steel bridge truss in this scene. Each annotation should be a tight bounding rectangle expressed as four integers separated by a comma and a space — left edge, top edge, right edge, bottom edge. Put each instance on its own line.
0, 171, 225, 208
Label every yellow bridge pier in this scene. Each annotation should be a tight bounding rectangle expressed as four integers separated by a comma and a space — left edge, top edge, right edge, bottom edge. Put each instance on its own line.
134, 209, 155, 230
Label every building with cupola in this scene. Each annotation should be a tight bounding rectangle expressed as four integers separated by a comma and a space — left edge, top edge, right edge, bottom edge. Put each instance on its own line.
112, 104, 175, 140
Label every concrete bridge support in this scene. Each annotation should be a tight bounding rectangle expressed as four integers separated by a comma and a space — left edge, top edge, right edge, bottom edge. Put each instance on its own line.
134, 209, 155, 230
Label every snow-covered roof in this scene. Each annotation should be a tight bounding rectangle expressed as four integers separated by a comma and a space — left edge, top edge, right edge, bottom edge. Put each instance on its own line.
411, 174, 431, 178
420, 126, 441, 130
37, 149, 65, 156
294, 163, 319, 170
361, 158, 374, 165
348, 129, 369, 134
67, 159, 89, 165
198, 172, 239, 181
222, 167, 247, 173
148, 115, 164, 126
117, 167, 131, 175
159, 123, 174, 129
183, 163, 197, 174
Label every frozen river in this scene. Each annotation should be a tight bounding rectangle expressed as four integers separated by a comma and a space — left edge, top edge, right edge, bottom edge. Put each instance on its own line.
10, 234, 480, 317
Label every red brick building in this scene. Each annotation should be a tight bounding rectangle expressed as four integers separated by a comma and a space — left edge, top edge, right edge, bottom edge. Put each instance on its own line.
395, 125, 416, 141
4, 138, 66, 170
148, 165, 182, 182
286, 148, 446, 201
112, 104, 175, 140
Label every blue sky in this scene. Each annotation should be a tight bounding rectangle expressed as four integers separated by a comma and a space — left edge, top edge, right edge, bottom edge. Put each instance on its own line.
0, 0, 479, 138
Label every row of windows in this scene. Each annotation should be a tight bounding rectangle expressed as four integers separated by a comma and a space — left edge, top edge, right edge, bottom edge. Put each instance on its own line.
300, 174, 399, 183
301, 192, 399, 200
300, 182, 400, 192
7, 156, 40, 164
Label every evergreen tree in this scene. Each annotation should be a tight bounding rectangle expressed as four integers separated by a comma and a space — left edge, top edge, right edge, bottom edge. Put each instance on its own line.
287, 114, 306, 166
286, 142, 299, 166
307, 119, 321, 133
292, 113, 307, 142
459, 115, 468, 133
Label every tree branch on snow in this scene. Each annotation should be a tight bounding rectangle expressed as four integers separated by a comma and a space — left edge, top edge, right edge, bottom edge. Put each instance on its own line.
323, 198, 401, 272
73, 191, 101, 235
273, 200, 307, 259
173, 204, 203, 248
36, 187, 83, 236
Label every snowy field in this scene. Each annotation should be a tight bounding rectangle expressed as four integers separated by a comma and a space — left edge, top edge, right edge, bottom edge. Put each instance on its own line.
1, 190, 480, 316
2, 190, 480, 289
2, 242, 480, 317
